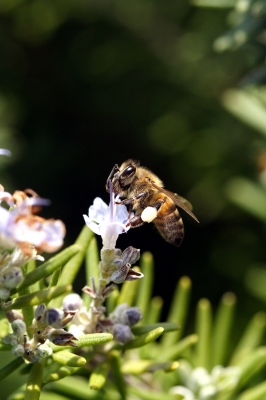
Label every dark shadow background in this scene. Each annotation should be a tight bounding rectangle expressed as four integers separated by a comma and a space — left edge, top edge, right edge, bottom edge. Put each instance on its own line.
1, 0, 266, 335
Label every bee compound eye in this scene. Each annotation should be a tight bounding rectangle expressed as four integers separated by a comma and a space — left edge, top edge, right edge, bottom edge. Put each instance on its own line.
121, 165, 136, 179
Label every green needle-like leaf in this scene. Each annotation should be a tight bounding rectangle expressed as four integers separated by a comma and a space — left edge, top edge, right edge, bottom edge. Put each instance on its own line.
132, 322, 179, 335
156, 334, 198, 361
161, 276, 191, 348
0, 357, 24, 381
129, 386, 174, 400
121, 327, 164, 350
52, 350, 86, 367
122, 359, 178, 374
85, 236, 99, 285
43, 365, 81, 384
145, 296, 163, 324
211, 292, 236, 367
117, 267, 141, 306
0, 343, 12, 351
50, 226, 93, 308
4, 285, 72, 311
194, 298, 212, 371
49, 376, 102, 399
135, 252, 154, 323
50, 333, 113, 351
238, 381, 266, 400
110, 351, 127, 400
57, 226, 93, 286
236, 347, 266, 390
15, 245, 80, 293
229, 312, 266, 365
89, 362, 109, 390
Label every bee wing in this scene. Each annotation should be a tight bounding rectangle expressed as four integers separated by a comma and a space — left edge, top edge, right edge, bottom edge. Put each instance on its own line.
150, 182, 199, 223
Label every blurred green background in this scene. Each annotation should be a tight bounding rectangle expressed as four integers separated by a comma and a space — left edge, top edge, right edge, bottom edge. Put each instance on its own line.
1, 0, 266, 342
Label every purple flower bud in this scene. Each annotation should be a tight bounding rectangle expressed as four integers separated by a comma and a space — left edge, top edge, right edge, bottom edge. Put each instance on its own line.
44, 308, 65, 328
112, 323, 133, 344
62, 293, 84, 311
48, 328, 78, 347
35, 304, 47, 321
125, 307, 142, 326
110, 263, 131, 284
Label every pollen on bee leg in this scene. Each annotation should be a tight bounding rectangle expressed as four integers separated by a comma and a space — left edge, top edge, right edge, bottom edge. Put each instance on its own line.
141, 206, 158, 223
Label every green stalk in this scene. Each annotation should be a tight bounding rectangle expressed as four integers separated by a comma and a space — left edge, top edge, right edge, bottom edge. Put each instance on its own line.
25, 360, 45, 400
83, 236, 99, 308
20, 264, 34, 333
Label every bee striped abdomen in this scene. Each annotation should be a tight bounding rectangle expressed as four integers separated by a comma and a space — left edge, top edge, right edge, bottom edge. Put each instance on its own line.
154, 200, 184, 247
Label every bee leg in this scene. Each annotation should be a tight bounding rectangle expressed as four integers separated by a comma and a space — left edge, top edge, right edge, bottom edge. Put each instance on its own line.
115, 192, 148, 206
105, 164, 120, 192
149, 198, 166, 211
127, 214, 144, 229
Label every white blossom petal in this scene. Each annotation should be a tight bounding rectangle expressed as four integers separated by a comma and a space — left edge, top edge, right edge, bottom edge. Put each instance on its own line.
84, 195, 131, 249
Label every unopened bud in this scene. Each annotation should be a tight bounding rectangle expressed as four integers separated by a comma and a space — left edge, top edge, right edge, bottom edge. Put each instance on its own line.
0, 287, 10, 300
35, 304, 47, 322
125, 307, 142, 326
63, 293, 84, 311
110, 263, 131, 284
44, 308, 65, 328
112, 324, 133, 344
0, 267, 23, 289
48, 328, 78, 347
11, 319, 27, 337
12, 344, 25, 357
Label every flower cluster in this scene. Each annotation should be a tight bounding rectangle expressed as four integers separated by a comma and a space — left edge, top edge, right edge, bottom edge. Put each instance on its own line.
0, 182, 65, 300
81, 188, 144, 334
3, 304, 77, 363
109, 303, 142, 343
170, 361, 241, 400
63, 293, 142, 343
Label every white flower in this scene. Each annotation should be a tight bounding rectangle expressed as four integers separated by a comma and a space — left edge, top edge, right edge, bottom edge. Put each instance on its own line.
83, 193, 131, 249
0, 190, 65, 254
169, 386, 195, 400
0, 149, 11, 157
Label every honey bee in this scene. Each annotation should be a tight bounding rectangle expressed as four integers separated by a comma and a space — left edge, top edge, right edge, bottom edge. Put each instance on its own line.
106, 159, 199, 246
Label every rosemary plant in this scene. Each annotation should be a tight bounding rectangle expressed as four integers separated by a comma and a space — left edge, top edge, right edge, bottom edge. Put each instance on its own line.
1, 149, 266, 400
